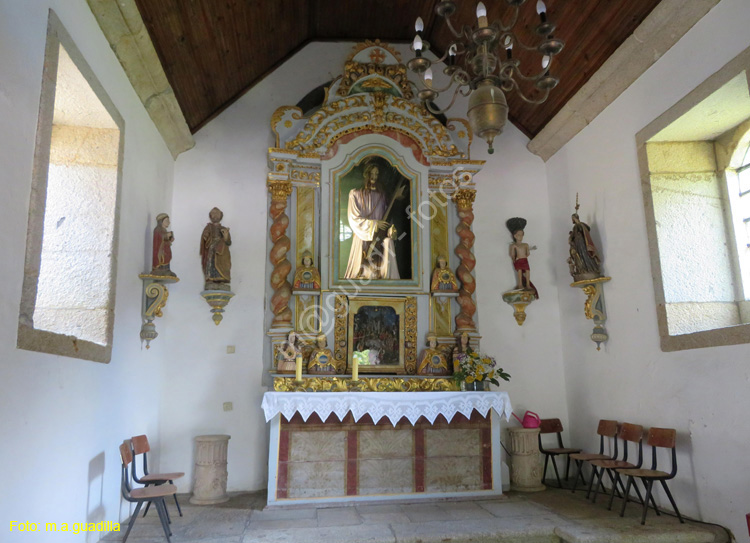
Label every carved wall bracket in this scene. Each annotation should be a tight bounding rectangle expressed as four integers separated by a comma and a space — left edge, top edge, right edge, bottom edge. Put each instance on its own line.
138, 273, 179, 348
570, 276, 612, 350
501, 289, 535, 326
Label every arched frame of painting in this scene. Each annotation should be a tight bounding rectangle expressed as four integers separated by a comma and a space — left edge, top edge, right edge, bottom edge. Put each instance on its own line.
323, 137, 426, 292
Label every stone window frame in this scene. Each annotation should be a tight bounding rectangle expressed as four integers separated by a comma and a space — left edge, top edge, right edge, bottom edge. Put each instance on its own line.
637, 46, 750, 352
17, 10, 125, 363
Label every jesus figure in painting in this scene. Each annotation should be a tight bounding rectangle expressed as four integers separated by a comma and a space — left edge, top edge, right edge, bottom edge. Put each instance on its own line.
344, 160, 404, 280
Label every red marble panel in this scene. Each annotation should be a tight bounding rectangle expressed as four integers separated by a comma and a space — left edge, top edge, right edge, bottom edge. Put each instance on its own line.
481, 426, 492, 490
346, 430, 358, 495
414, 428, 425, 492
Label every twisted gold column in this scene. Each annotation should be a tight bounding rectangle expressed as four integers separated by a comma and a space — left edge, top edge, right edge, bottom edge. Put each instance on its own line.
268, 179, 293, 328
453, 189, 477, 332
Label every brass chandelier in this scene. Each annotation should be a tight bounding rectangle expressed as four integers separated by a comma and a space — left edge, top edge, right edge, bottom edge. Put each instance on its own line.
407, 0, 564, 154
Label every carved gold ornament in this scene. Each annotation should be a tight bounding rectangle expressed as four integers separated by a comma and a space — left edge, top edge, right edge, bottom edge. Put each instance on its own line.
453, 188, 477, 210
290, 169, 321, 184
333, 295, 348, 374
582, 285, 597, 319
270, 106, 303, 147
404, 296, 418, 374
267, 178, 293, 202
338, 62, 412, 99
345, 39, 402, 63
273, 376, 458, 392
284, 94, 458, 158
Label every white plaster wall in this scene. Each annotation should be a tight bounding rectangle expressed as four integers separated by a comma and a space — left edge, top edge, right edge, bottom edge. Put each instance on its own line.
167, 41, 569, 492
0, 1, 175, 541
545, 0, 750, 537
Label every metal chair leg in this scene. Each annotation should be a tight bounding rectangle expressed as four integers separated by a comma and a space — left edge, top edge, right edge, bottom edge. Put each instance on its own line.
659, 480, 684, 523
122, 502, 143, 543
607, 471, 622, 510
564, 456, 572, 481
154, 498, 172, 542
172, 491, 183, 517
550, 456, 563, 488
571, 460, 587, 494
619, 475, 633, 517
641, 480, 654, 525
585, 466, 598, 499
542, 454, 550, 484
591, 468, 603, 502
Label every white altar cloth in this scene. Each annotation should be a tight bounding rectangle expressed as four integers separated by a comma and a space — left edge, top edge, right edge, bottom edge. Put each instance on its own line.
261, 390, 512, 426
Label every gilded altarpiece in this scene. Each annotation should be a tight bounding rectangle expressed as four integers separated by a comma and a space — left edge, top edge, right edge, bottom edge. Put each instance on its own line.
266, 41, 485, 374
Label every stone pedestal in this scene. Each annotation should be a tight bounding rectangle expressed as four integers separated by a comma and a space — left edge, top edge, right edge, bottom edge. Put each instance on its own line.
190, 434, 231, 505
507, 427, 545, 492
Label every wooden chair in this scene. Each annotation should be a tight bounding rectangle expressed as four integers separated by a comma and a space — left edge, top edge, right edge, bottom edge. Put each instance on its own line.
131, 435, 185, 518
569, 419, 618, 495
538, 418, 582, 488
589, 422, 646, 510
618, 427, 684, 525
119, 442, 176, 543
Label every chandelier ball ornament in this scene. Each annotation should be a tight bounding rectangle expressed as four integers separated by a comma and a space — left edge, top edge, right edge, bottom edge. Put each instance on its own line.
408, 0, 564, 154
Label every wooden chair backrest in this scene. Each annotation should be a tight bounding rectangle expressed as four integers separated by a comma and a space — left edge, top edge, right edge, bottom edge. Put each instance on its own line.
619, 423, 643, 443
131, 435, 151, 455
647, 427, 676, 448
539, 418, 563, 434
119, 442, 133, 466
597, 419, 618, 437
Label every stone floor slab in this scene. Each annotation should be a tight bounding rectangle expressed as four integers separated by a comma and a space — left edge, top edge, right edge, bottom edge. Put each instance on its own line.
316, 506, 362, 526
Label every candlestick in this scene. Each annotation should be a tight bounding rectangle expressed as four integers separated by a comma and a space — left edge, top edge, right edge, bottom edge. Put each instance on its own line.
352, 358, 359, 381
295, 353, 303, 382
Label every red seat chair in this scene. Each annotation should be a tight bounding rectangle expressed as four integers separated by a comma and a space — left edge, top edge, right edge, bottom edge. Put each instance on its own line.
569, 419, 618, 495
538, 418, 582, 488
131, 435, 184, 518
119, 442, 176, 542
618, 427, 684, 525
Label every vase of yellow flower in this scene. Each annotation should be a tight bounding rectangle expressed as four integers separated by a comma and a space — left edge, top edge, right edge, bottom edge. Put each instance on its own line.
454, 348, 510, 390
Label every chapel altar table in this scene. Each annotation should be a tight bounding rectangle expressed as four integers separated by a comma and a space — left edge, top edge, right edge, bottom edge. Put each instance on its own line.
262, 391, 512, 506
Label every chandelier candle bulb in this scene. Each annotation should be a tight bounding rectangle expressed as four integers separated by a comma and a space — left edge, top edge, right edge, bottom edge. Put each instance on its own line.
536, 0, 547, 22
413, 35, 423, 56
542, 55, 550, 69
415, 17, 424, 33
476, 2, 488, 28
424, 67, 433, 86
295, 353, 302, 382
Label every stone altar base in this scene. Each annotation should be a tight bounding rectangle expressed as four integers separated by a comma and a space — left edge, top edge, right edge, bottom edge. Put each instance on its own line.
269, 411, 500, 505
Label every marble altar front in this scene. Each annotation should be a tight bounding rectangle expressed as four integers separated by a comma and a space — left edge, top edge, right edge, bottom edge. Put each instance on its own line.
262, 391, 511, 505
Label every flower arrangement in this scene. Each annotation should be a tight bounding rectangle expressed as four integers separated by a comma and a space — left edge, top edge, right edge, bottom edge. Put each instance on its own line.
454, 348, 510, 387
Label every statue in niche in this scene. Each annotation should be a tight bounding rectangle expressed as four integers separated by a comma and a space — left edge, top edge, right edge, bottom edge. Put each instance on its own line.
506, 217, 538, 299
430, 255, 459, 293
452, 331, 471, 374
277, 330, 300, 374
417, 333, 449, 376
293, 251, 321, 291
344, 158, 406, 280
307, 333, 336, 375
151, 213, 176, 277
567, 197, 602, 281
200, 207, 232, 289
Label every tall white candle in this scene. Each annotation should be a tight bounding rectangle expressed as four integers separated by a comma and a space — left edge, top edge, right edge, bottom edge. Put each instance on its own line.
295, 353, 303, 382
352, 358, 359, 381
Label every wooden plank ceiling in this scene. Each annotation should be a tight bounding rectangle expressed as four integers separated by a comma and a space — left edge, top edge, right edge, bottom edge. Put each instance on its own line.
135, 0, 662, 137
